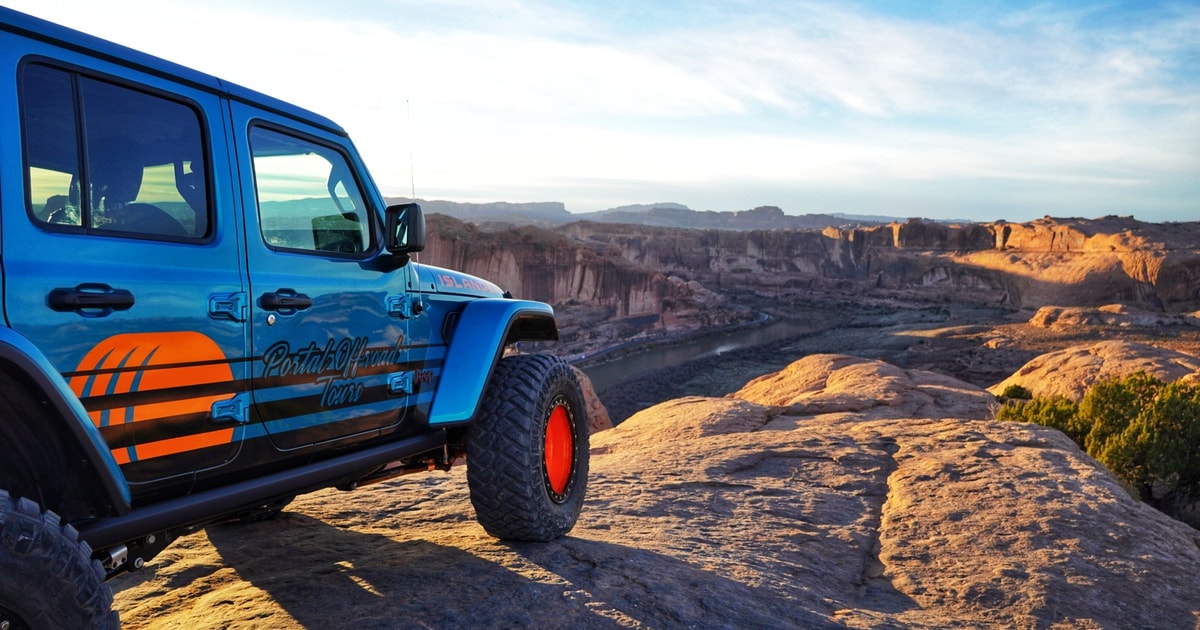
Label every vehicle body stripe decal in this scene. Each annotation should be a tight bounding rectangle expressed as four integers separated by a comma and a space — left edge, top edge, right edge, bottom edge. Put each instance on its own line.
69, 332, 236, 464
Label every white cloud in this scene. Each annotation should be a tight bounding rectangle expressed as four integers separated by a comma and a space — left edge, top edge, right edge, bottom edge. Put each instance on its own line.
4, 0, 1197, 220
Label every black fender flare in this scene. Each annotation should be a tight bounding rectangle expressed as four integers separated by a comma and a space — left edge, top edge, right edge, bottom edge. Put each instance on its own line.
0, 328, 130, 514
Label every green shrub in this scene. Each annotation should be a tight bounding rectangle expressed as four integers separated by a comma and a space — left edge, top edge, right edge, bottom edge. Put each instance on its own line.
1000, 384, 1033, 400
997, 371, 1200, 524
1078, 371, 1162, 455
997, 396, 1079, 439
1094, 380, 1200, 514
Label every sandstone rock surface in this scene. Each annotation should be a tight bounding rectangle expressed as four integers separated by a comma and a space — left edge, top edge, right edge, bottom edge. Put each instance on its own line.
573, 365, 614, 434
1028, 304, 1199, 329
110, 355, 1200, 629
988, 340, 1200, 401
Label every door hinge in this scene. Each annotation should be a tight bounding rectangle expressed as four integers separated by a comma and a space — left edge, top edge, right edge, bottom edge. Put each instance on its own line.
386, 295, 425, 319
211, 393, 250, 423
208, 292, 248, 322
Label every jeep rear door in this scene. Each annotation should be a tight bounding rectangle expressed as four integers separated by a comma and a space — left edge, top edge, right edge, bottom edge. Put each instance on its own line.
4, 59, 249, 492
230, 104, 417, 452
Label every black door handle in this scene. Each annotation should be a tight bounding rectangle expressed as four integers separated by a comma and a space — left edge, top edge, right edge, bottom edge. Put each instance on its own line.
260, 289, 313, 311
48, 284, 135, 315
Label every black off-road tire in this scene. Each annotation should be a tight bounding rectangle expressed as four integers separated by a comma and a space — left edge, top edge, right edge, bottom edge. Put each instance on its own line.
0, 490, 119, 629
467, 354, 589, 541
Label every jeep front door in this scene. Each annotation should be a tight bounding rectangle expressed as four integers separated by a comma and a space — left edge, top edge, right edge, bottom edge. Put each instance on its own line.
235, 116, 415, 451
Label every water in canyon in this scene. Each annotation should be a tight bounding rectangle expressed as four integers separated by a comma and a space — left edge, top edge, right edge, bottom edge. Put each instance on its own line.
579, 313, 833, 393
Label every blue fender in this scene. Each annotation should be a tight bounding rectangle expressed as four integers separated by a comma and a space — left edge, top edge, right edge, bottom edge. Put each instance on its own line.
428, 298, 558, 426
0, 327, 131, 511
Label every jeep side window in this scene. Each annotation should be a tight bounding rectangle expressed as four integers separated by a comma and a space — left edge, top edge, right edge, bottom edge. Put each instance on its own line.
20, 63, 209, 239
249, 126, 372, 256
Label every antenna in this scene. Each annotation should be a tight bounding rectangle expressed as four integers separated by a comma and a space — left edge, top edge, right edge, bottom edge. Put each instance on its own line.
406, 99, 419, 264
407, 99, 416, 201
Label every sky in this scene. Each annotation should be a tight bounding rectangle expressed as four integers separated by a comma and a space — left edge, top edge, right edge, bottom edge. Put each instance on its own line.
6, 0, 1198, 223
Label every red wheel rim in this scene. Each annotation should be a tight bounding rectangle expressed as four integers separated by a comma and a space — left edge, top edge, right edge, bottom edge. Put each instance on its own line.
544, 402, 574, 498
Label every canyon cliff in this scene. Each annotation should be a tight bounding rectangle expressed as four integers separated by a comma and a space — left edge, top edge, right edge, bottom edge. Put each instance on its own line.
421, 215, 754, 355
421, 213, 1200, 356
558, 215, 1200, 311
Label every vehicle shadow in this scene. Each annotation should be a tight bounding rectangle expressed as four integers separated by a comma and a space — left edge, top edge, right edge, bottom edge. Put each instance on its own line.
198, 512, 621, 629
160, 510, 845, 629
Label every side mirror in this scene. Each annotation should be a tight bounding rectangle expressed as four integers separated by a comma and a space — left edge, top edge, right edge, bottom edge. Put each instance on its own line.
385, 203, 425, 254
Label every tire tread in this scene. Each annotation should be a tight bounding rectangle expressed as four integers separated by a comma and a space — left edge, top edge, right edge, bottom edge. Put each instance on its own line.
0, 490, 119, 629
467, 355, 588, 541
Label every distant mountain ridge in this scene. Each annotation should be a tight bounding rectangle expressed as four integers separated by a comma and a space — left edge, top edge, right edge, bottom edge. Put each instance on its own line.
574, 204, 875, 230
386, 198, 883, 230
388, 198, 573, 227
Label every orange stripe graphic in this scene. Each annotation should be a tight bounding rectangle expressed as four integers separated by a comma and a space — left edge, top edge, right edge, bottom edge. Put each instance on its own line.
130, 428, 235, 462
71, 332, 236, 464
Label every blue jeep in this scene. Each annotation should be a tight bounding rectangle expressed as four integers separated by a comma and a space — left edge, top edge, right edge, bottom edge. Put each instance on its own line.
0, 8, 588, 628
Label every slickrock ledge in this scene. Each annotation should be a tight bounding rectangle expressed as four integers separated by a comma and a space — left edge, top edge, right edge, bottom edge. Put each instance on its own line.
112, 354, 1200, 629
988, 339, 1200, 402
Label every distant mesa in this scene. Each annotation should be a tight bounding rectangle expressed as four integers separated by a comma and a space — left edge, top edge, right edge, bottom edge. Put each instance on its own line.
574, 203, 873, 231
386, 198, 885, 231
388, 198, 573, 228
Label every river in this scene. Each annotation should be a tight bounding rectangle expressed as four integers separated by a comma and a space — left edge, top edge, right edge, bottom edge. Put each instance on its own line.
578, 312, 835, 393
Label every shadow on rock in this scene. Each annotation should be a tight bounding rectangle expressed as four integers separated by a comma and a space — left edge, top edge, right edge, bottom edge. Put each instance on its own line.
508, 536, 841, 629
203, 510, 848, 629
205, 513, 620, 629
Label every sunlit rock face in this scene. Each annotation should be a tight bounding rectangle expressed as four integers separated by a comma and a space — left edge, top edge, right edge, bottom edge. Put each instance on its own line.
987, 339, 1200, 402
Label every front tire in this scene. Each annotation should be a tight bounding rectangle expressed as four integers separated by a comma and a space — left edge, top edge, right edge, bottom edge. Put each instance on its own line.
467, 355, 589, 541
0, 490, 118, 629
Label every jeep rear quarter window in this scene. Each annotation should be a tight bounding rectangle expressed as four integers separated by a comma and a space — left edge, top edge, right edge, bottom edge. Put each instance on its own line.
249, 126, 371, 255
21, 62, 210, 240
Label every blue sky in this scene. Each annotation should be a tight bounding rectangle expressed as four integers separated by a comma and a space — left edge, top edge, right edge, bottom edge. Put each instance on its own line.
8, 0, 1198, 222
